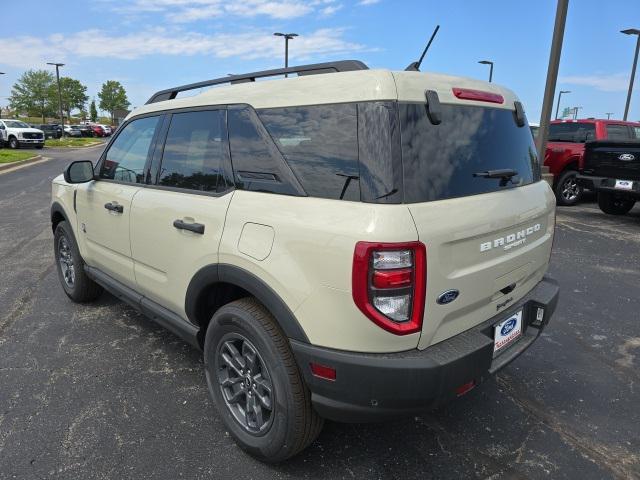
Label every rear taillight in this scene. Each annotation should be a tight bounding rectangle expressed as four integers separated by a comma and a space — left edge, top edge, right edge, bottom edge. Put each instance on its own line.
352, 241, 426, 335
452, 87, 504, 104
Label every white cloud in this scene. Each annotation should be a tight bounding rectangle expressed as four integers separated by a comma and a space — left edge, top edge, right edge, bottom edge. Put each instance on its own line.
559, 73, 630, 92
321, 4, 343, 15
119, 0, 333, 22
358, 0, 380, 5
0, 27, 367, 67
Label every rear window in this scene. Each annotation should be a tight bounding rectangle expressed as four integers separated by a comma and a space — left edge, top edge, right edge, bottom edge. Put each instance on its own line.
399, 103, 538, 203
606, 124, 633, 140
548, 122, 596, 142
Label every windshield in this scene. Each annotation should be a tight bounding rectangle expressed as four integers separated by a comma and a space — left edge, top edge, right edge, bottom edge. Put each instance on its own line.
4, 121, 30, 128
399, 103, 538, 203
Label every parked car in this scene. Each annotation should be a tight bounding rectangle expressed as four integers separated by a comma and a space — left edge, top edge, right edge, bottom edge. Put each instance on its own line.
544, 118, 640, 205
99, 124, 112, 136
77, 124, 95, 137
38, 124, 63, 139
577, 140, 640, 215
90, 124, 105, 137
51, 60, 559, 462
64, 125, 83, 137
0, 119, 45, 149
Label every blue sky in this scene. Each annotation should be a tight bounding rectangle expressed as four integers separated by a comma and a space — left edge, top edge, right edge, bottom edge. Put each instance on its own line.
2, 0, 639, 121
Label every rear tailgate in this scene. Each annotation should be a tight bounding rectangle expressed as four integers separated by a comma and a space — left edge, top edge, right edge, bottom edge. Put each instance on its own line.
583, 140, 640, 180
409, 182, 555, 349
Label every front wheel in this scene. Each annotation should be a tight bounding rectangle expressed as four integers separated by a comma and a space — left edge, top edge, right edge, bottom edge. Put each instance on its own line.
204, 298, 323, 463
8, 137, 19, 149
554, 170, 583, 206
597, 191, 636, 215
54, 221, 103, 302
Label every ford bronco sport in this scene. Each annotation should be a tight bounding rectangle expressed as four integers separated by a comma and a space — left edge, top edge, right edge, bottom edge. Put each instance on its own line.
51, 60, 559, 462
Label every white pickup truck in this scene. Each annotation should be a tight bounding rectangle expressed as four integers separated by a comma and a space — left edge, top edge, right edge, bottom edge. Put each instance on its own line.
0, 119, 45, 149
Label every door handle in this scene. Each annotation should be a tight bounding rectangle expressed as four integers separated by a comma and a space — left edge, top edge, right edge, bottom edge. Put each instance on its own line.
173, 219, 205, 234
104, 202, 124, 213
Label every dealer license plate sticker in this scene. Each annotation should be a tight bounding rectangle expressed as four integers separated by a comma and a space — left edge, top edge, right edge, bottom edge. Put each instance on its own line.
493, 310, 523, 354
615, 180, 633, 190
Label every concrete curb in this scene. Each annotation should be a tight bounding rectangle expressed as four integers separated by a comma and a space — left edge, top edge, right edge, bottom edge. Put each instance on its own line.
0, 155, 43, 172
43, 141, 105, 150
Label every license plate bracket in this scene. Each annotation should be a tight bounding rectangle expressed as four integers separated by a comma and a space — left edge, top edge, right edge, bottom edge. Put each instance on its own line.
493, 310, 523, 356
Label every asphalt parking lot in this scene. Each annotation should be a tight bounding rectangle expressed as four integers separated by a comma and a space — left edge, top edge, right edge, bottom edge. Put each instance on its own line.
1, 148, 639, 479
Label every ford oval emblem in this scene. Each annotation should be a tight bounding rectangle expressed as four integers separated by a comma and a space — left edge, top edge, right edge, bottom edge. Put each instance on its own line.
437, 289, 459, 305
501, 318, 517, 336
618, 153, 635, 161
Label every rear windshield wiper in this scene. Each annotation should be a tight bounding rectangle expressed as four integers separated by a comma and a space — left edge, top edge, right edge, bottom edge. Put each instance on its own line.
473, 169, 518, 186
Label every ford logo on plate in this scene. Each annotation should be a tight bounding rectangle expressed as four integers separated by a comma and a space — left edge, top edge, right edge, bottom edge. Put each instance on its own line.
437, 289, 459, 305
618, 153, 635, 161
501, 318, 517, 336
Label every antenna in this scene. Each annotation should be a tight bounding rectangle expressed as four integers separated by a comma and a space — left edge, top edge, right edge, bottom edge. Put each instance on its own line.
405, 25, 440, 71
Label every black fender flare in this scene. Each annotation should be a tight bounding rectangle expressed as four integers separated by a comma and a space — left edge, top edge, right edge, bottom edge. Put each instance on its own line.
51, 201, 70, 231
185, 263, 309, 343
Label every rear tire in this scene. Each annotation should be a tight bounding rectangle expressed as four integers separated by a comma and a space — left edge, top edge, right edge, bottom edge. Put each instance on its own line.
554, 170, 582, 206
204, 298, 323, 463
597, 191, 636, 215
54, 221, 103, 302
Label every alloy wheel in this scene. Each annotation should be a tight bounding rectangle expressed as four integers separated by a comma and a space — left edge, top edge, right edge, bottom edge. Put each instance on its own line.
58, 235, 75, 288
561, 176, 580, 202
216, 334, 274, 434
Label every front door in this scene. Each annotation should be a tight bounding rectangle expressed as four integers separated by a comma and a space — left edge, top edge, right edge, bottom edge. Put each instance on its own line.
76, 115, 163, 287
130, 109, 234, 316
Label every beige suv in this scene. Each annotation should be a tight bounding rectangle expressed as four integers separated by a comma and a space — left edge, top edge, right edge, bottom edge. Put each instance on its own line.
51, 60, 559, 462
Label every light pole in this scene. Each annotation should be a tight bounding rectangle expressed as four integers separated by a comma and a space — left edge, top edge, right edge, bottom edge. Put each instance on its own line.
573, 106, 582, 120
621, 29, 640, 121
554, 90, 570, 119
47, 62, 65, 133
273, 32, 298, 77
536, 0, 569, 161
478, 60, 494, 82
606, 112, 614, 119
0, 72, 4, 119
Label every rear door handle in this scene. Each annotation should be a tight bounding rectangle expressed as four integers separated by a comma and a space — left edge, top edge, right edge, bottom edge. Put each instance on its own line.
104, 202, 124, 213
173, 219, 205, 234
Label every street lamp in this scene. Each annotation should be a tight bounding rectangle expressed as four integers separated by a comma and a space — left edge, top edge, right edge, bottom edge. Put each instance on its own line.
621, 28, 640, 121
478, 60, 494, 82
605, 112, 614, 119
0, 72, 4, 119
274, 32, 298, 77
47, 62, 65, 133
555, 90, 571, 119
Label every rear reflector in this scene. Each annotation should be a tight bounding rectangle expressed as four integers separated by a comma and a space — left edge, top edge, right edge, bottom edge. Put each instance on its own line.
455, 380, 476, 397
452, 88, 504, 104
310, 363, 336, 381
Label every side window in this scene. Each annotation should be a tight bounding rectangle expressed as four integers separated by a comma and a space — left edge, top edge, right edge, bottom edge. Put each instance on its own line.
258, 104, 360, 201
633, 126, 640, 139
158, 110, 228, 192
228, 106, 301, 196
606, 124, 632, 140
99, 116, 161, 184
547, 123, 595, 142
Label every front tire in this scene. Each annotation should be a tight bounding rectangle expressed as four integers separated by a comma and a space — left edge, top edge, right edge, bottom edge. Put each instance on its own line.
554, 170, 583, 206
204, 298, 323, 463
8, 137, 19, 149
597, 191, 636, 215
54, 221, 103, 302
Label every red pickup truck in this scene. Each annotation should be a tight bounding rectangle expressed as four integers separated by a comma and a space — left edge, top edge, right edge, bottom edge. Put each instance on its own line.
544, 119, 640, 205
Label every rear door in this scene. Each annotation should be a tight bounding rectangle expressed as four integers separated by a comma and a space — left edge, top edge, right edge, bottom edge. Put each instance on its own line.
76, 115, 163, 287
129, 108, 234, 316
397, 102, 556, 349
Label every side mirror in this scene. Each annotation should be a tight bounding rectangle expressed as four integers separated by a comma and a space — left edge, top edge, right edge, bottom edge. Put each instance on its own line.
64, 160, 95, 183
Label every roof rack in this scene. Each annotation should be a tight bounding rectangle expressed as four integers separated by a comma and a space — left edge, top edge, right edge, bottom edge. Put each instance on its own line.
145, 60, 369, 104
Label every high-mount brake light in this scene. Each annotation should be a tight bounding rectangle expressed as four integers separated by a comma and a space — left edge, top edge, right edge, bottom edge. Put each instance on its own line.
352, 241, 426, 335
452, 88, 504, 104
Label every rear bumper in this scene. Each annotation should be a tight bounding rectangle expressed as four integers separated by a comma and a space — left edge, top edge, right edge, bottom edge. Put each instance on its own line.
291, 276, 559, 423
577, 174, 640, 197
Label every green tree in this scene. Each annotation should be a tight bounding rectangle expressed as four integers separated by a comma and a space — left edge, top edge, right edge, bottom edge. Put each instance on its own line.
9, 70, 55, 122
98, 80, 130, 124
50, 77, 88, 121
89, 99, 98, 122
